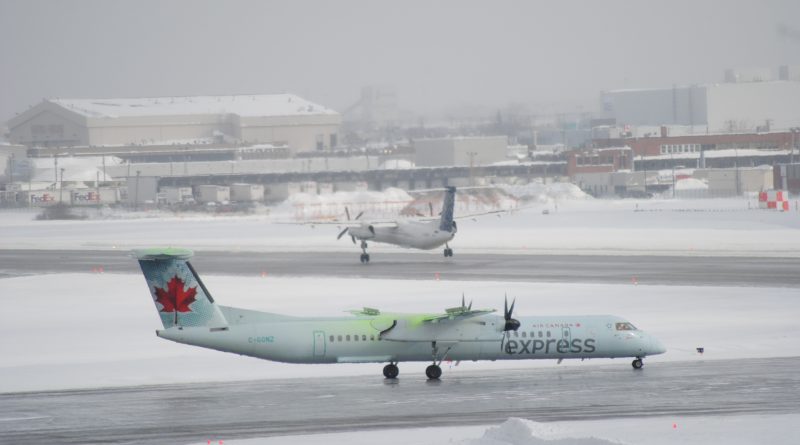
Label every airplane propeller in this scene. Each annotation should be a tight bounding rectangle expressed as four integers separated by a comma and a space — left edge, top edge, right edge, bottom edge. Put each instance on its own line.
337, 207, 364, 243
500, 294, 520, 352
503, 295, 520, 332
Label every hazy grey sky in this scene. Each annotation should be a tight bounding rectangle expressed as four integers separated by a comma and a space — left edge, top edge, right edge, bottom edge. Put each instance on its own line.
1, 0, 798, 122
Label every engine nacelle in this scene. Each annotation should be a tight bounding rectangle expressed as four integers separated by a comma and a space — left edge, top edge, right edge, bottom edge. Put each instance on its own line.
349, 224, 376, 240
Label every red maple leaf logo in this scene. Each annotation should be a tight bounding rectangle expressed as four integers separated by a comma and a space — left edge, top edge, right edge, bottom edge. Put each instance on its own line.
154, 276, 197, 313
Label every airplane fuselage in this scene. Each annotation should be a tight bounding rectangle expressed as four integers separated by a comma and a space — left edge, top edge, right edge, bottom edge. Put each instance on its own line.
349, 219, 455, 250
157, 312, 665, 365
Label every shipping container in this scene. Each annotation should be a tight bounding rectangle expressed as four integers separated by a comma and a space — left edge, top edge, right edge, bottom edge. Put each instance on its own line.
230, 183, 265, 202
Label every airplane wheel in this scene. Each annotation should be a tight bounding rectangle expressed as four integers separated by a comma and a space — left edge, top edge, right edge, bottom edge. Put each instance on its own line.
444, 248, 453, 257
383, 363, 399, 379
632, 358, 643, 369
365, 254, 370, 263
359, 254, 365, 263
425, 364, 442, 380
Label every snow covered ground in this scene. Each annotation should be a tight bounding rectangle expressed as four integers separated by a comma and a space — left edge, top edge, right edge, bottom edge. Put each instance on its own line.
2, 195, 798, 444
1, 196, 799, 256
197, 414, 800, 445
1, 273, 798, 393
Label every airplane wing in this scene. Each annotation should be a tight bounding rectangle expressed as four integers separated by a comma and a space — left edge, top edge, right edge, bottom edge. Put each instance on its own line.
279, 219, 399, 228
420, 307, 496, 323
371, 298, 500, 342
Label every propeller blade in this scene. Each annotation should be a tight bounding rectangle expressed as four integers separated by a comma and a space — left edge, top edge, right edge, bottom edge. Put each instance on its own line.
429, 202, 434, 217
350, 235, 356, 244
508, 298, 516, 319
462, 293, 466, 308
354, 211, 364, 220
337, 227, 349, 240
345, 207, 351, 221
452, 220, 457, 233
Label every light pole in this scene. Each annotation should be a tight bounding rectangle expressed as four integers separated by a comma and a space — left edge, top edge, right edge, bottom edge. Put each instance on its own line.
134, 170, 141, 211
59, 168, 65, 204
467, 151, 477, 186
641, 153, 647, 193
734, 146, 740, 196
670, 151, 675, 198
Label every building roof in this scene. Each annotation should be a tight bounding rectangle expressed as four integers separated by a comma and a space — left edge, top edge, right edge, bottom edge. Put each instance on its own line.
49, 94, 338, 119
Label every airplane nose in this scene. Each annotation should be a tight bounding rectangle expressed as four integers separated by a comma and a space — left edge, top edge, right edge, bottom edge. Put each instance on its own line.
648, 336, 666, 355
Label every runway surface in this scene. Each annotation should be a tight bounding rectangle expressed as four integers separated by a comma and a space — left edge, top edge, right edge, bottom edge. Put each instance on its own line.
2, 249, 800, 287
2, 356, 798, 444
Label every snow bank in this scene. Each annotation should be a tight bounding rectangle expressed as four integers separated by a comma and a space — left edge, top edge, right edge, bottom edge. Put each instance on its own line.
675, 178, 708, 190
272, 187, 414, 220
463, 418, 623, 444
500, 182, 591, 203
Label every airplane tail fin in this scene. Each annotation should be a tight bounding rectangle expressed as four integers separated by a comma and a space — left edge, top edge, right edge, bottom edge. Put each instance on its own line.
134, 248, 228, 329
439, 186, 456, 232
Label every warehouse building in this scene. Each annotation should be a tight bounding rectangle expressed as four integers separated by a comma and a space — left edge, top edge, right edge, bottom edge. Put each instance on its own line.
601, 68, 800, 132
7, 94, 341, 154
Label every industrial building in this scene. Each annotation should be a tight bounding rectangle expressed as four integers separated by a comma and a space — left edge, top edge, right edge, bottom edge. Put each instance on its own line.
414, 136, 508, 167
6, 94, 341, 154
601, 67, 800, 132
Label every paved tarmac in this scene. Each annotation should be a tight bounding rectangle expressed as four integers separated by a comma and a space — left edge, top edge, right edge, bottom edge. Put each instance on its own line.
1, 356, 798, 444
1, 249, 799, 287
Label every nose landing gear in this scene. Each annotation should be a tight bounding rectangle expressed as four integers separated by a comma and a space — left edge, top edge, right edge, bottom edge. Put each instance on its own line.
359, 241, 370, 263
443, 242, 453, 257
632, 357, 644, 369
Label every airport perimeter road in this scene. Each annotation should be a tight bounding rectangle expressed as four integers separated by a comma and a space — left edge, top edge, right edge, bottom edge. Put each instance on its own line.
1, 249, 799, 287
1, 357, 798, 445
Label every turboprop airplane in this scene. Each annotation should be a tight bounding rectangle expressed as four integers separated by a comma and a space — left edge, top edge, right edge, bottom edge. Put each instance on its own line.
135, 248, 666, 380
334, 186, 459, 263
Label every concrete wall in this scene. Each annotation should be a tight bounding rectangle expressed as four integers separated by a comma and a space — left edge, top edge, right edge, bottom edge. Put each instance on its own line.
415, 136, 508, 167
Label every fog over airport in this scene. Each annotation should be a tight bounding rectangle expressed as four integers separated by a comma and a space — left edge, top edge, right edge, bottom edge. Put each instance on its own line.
1, 0, 798, 121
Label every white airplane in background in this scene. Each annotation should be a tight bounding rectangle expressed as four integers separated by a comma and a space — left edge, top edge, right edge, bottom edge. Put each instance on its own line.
135, 248, 666, 380
334, 186, 471, 263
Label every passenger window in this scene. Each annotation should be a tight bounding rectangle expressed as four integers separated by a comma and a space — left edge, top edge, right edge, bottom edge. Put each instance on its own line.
362, 335, 367, 341
513, 331, 518, 337
521, 332, 527, 338
329, 335, 334, 342
346, 335, 351, 341
538, 331, 542, 337
371, 335, 375, 341
547, 331, 551, 338
338, 335, 342, 341
354, 335, 359, 341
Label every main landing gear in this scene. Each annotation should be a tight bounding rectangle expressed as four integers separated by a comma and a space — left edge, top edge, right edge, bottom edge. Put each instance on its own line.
359, 241, 370, 263
632, 357, 644, 370
425, 364, 442, 379
443, 243, 453, 258
383, 363, 399, 379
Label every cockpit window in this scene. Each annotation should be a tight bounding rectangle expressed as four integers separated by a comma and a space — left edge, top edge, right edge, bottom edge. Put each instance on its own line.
615, 322, 637, 331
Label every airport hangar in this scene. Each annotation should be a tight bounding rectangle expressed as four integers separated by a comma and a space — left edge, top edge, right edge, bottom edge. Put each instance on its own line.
6, 94, 342, 155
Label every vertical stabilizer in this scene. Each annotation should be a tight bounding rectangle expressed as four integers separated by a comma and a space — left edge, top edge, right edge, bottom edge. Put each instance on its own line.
134, 248, 228, 329
439, 186, 456, 232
